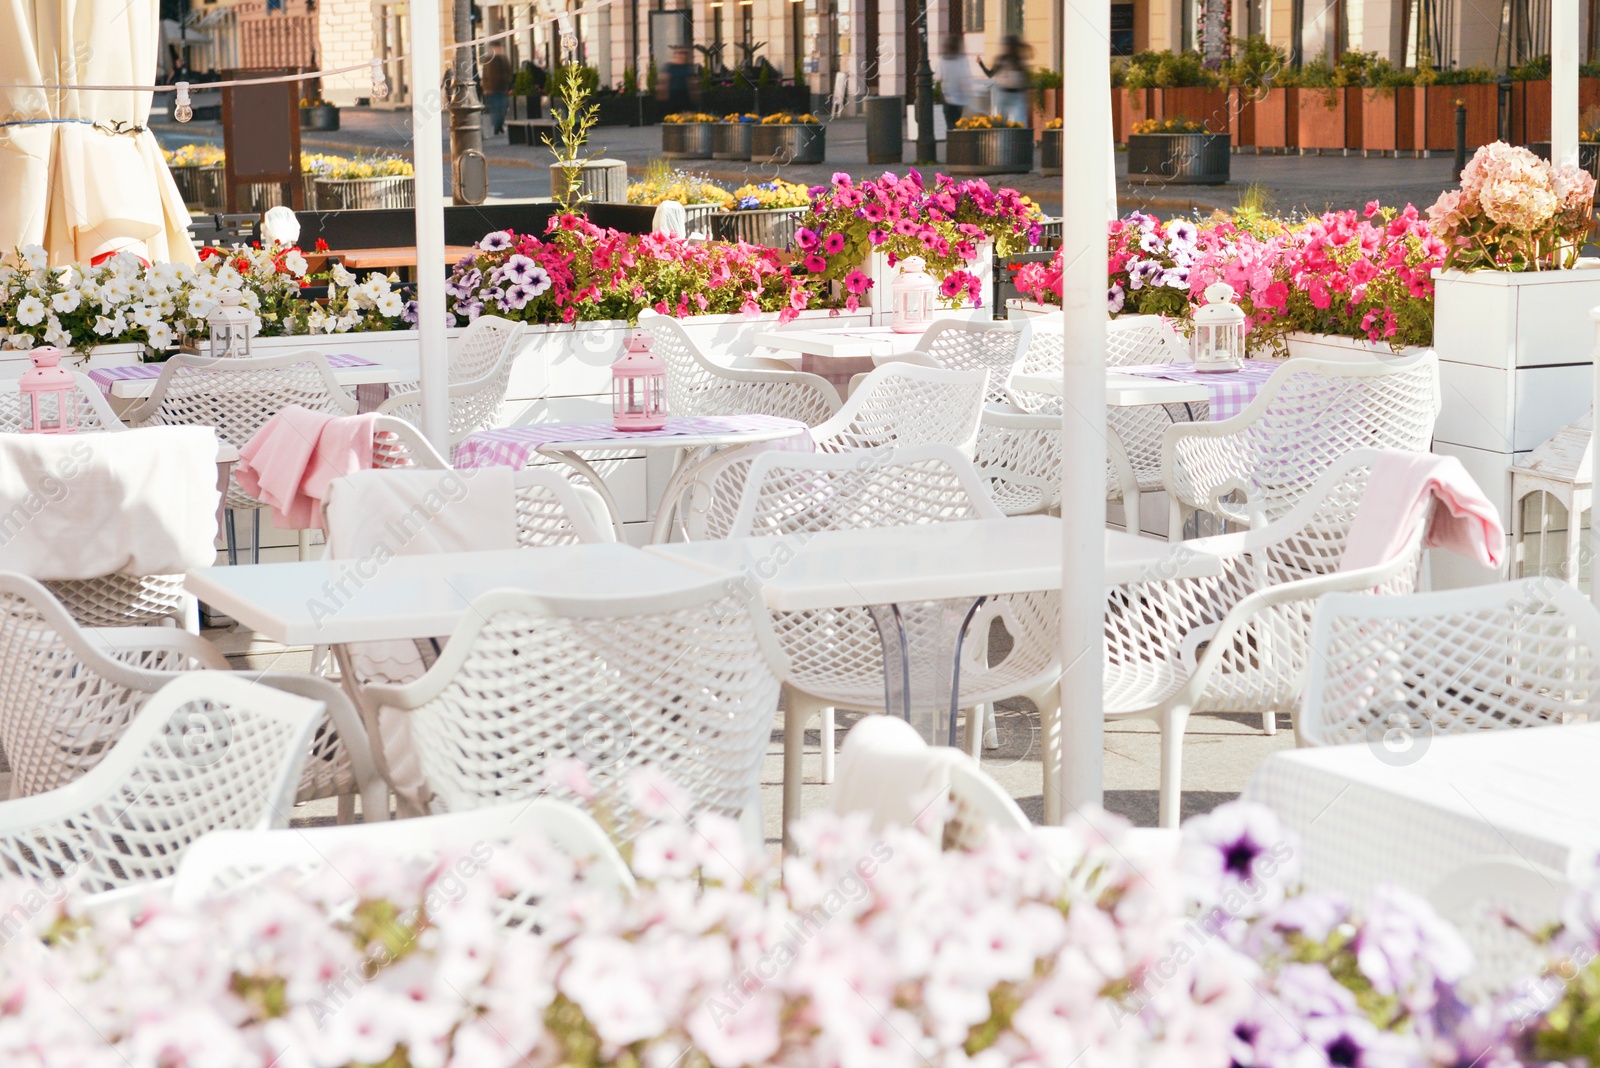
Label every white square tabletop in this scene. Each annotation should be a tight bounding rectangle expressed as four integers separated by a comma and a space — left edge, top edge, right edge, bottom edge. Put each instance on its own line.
184, 543, 717, 646
644, 517, 1221, 610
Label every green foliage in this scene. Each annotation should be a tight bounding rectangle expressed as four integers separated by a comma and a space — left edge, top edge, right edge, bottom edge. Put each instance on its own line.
1430, 66, 1500, 85
1032, 67, 1063, 103
1223, 36, 1287, 89
1510, 54, 1552, 81
1121, 50, 1220, 89
622, 65, 638, 95
511, 68, 538, 95
543, 63, 600, 212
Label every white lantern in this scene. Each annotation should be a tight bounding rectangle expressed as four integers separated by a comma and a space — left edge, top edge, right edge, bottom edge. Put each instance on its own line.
207, 288, 254, 358
1510, 410, 1592, 589
891, 256, 937, 334
1191, 281, 1246, 373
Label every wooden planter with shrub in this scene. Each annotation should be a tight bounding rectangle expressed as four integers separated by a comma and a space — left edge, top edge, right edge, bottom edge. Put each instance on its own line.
1296, 87, 1363, 151
1416, 84, 1498, 151
1361, 86, 1417, 153
1253, 88, 1299, 149
1509, 79, 1600, 144
1118, 88, 1155, 143
1161, 87, 1229, 131
1228, 88, 1259, 149
661, 122, 715, 158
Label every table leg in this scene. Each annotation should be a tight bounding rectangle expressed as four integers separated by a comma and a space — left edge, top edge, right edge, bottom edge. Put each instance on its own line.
649, 444, 722, 544
865, 597, 987, 747
537, 448, 628, 542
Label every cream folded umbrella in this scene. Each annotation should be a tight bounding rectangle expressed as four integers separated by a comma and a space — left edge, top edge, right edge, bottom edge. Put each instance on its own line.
1, 0, 196, 266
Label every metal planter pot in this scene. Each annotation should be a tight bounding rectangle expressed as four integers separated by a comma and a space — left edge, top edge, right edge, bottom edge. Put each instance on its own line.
312, 175, 416, 210
712, 122, 754, 160
681, 203, 723, 233
945, 128, 1034, 175
1041, 129, 1063, 177
751, 124, 825, 164
238, 175, 320, 212
169, 164, 225, 212
1126, 132, 1231, 185
661, 123, 715, 159
712, 207, 807, 248
299, 104, 341, 131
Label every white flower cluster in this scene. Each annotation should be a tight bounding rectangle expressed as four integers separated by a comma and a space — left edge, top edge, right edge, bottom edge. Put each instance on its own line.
301, 263, 406, 334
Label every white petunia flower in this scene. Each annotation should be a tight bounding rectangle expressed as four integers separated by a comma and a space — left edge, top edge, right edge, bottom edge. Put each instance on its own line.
44, 322, 71, 348
146, 321, 174, 350
93, 314, 122, 337
283, 250, 308, 277
14, 295, 45, 326
50, 289, 81, 314
376, 291, 404, 317
21, 245, 48, 269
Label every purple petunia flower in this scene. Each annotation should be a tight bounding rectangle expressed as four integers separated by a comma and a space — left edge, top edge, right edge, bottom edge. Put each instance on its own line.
523, 264, 552, 297
795, 228, 820, 251
402, 300, 419, 324
500, 282, 536, 310
1181, 799, 1299, 918
1107, 283, 1125, 314
479, 230, 513, 252
501, 254, 539, 286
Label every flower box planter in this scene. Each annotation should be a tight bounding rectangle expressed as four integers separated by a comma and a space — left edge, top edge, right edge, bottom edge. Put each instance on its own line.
661, 123, 715, 159
859, 243, 994, 326
712, 207, 807, 248
1282, 332, 1426, 361
299, 103, 340, 131
711, 122, 754, 160
751, 124, 826, 164
1428, 263, 1600, 588
1253, 88, 1299, 150
1041, 128, 1062, 176
1360, 87, 1416, 154
1116, 88, 1154, 143
1525, 141, 1600, 181
1004, 299, 1060, 319
1296, 88, 1363, 152
169, 164, 225, 213
945, 128, 1033, 175
1228, 88, 1258, 149
1126, 132, 1230, 184
313, 176, 414, 210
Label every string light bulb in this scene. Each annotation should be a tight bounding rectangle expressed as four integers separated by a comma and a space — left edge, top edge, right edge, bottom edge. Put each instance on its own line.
370, 58, 391, 100
173, 81, 193, 122
558, 15, 578, 58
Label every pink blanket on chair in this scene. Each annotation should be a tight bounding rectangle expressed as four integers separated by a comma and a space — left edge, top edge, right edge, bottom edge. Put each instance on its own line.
1339, 450, 1504, 572
235, 407, 379, 530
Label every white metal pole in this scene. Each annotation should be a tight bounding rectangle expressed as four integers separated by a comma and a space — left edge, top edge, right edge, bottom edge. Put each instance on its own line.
410, 0, 450, 454
1554, 0, 1580, 168
1053, 0, 1109, 823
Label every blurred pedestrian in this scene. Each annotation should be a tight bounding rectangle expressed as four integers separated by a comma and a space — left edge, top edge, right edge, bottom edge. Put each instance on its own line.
979, 35, 1032, 125
480, 41, 513, 136
938, 34, 971, 131
666, 45, 694, 112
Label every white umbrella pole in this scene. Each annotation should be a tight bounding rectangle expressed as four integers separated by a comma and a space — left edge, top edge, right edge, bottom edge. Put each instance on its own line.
1053, 0, 1110, 823
410, 0, 450, 454
1554, 0, 1580, 168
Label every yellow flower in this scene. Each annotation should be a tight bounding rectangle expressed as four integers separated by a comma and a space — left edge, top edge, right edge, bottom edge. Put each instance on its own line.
731, 178, 811, 209
760, 112, 821, 125
664, 112, 718, 123
163, 143, 226, 167
954, 114, 1023, 130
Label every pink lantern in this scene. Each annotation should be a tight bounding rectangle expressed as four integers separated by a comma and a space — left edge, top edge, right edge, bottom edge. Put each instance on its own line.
611, 332, 668, 431
18, 346, 77, 434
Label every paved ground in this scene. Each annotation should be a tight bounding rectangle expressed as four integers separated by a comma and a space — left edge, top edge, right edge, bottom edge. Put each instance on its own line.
153, 106, 1465, 219
197, 620, 1296, 843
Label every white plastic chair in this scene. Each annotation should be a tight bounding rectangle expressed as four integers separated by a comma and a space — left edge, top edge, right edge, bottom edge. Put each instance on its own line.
172, 800, 636, 914
685, 363, 990, 540
726, 445, 1059, 838
1299, 579, 1600, 749
378, 315, 525, 449
887, 319, 1031, 405
0, 672, 322, 892
642, 313, 842, 425
1429, 857, 1570, 999
0, 573, 388, 821
1105, 449, 1432, 828
363, 580, 785, 839
322, 467, 615, 815
1163, 352, 1441, 540
123, 350, 358, 564
2, 382, 201, 628
370, 413, 452, 469
974, 407, 1061, 516
0, 372, 128, 433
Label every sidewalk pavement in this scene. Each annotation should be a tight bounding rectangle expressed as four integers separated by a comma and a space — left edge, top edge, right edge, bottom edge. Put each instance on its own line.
153, 105, 1461, 220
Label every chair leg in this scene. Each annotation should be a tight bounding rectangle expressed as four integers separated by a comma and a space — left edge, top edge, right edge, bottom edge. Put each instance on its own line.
298, 529, 312, 562
1158, 705, 1192, 830
224, 509, 238, 567
337, 793, 356, 825
1035, 683, 1063, 824
966, 707, 983, 759
819, 706, 836, 784
781, 686, 822, 849
1167, 499, 1189, 543
982, 703, 999, 749
250, 509, 262, 565
1261, 711, 1276, 736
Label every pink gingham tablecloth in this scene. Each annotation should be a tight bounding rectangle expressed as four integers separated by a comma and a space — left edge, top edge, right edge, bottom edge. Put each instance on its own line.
1115, 358, 1280, 421
456, 414, 813, 469
87, 353, 379, 395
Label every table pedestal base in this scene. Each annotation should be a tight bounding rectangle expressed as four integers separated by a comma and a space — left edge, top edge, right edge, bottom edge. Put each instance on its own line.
865, 597, 987, 748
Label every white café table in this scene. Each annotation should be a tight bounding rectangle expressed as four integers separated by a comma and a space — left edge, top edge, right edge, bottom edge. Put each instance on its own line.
646, 515, 1223, 828
100, 364, 409, 400
184, 543, 715, 646
1245, 722, 1600, 910
752, 327, 924, 391
1011, 371, 1210, 409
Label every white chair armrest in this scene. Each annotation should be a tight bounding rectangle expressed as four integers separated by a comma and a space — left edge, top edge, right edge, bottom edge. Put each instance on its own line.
85, 627, 231, 673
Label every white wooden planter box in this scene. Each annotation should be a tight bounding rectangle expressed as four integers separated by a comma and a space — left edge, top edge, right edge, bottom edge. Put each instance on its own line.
1005, 299, 1061, 319
862, 244, 995, 326
1282, 332, 1427, 362
1428, 264, 1600, 589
